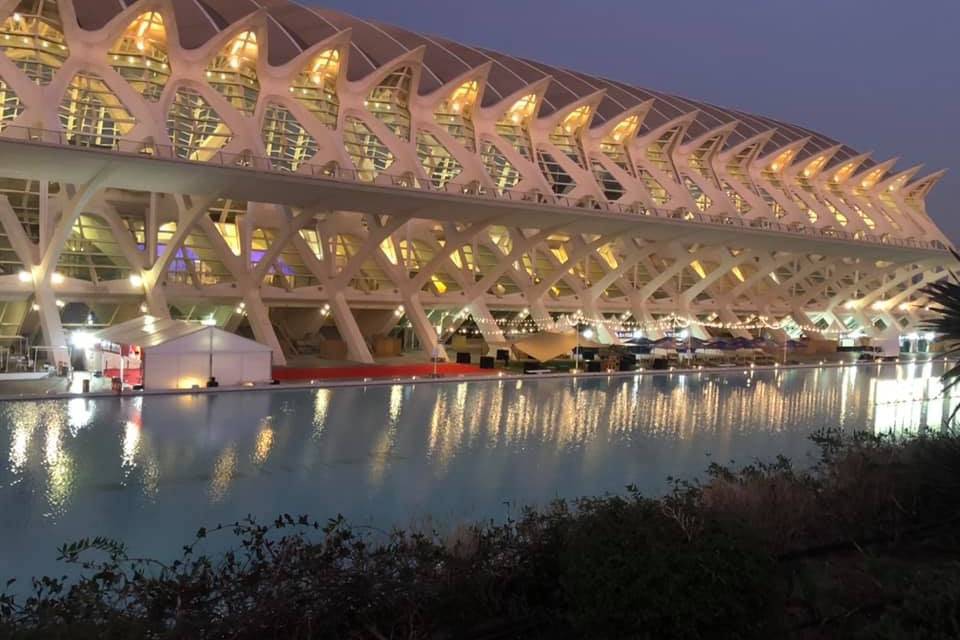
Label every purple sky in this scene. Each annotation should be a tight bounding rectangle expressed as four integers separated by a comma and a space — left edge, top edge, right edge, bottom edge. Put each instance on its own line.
305, 0, 959, 241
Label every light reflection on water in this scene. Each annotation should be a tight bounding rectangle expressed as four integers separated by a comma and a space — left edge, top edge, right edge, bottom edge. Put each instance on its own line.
0, 362, 956, 585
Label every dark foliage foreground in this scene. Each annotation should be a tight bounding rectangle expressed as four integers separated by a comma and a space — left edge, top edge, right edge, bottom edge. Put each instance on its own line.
4, 429, 960, 639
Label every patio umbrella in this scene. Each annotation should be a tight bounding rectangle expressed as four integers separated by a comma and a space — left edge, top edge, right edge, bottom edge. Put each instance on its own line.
707, 339, 733, 350
512, 331, 602, 362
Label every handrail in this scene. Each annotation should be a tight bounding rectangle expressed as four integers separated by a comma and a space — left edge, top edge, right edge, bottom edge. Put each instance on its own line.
0, 125, 950, 254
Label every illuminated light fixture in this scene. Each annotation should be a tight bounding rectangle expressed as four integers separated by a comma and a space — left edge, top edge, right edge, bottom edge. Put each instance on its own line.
55, 299, 65, 308
31, 303, 39, 311
139, 303, 148, 313
70, 330, 96, 350
51, 272, 65, 285
898, 303, 911, 311
582, 328, 595, 340
201, 316, 217, 327
17, 270, 31, 283
129, 273, 143, 287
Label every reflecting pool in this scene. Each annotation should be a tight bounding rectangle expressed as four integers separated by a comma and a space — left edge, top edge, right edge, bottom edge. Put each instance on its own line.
1, 362, 955, 586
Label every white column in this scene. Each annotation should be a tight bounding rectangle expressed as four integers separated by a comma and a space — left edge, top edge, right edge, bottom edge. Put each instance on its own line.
404, 293, 447, 362
38, 181, 50, 254
34, 287, 68, 365
243, 290, 286, 366
529, 299, 556, 332
468, 298, 508, 348
628, 301, 665, 340
329, 291, 374, 363
719, 307, 753, 339
146, 192, 159, 268
141, 268, 171, 319
585, 303, 619, 345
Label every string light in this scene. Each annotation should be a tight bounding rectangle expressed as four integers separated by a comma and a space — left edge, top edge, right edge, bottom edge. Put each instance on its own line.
409, 306, 883, 340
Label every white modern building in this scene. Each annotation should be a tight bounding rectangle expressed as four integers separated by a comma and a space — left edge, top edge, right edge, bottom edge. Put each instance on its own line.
0, 0, 951, 367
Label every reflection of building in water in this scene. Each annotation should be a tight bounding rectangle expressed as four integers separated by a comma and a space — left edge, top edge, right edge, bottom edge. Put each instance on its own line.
2, 366, 956, 518
872, 362, 957, 436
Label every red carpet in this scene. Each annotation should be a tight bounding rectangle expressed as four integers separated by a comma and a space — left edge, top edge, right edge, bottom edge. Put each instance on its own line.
272, 363, 483, 382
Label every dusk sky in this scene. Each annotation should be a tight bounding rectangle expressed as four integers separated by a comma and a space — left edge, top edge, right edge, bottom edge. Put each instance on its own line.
306, 0, 959, 241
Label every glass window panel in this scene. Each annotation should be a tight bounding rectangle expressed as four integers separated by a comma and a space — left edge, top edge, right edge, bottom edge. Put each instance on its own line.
366, 66, 412, 141
291, 48, 339, 129
206, 31, 259, 115
416, 131, 463, 189
166, 87, 233, 161
59, 73, 136, 149
0, 0, 68, 85
537, 149, 576, 196
262, 103, 317, 172
480, 141, 521, 194
109, 11, 170, 102
342, 116, 394, 181
434, 80, 477, 152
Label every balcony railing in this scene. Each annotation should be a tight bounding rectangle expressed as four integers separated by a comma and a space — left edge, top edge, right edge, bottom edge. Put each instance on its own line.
2, 126, 950, 254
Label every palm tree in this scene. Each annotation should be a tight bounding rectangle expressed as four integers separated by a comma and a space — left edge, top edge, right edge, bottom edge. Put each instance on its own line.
923, 253, 960, 419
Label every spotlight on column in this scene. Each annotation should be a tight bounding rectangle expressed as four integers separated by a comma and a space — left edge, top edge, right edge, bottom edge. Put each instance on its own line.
129, 273, 143, 287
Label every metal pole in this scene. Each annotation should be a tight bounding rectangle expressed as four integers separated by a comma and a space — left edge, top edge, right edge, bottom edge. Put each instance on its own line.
576, 322, 580, 372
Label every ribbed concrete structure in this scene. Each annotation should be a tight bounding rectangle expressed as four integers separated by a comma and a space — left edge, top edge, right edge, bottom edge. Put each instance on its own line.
0, 0, 950, 366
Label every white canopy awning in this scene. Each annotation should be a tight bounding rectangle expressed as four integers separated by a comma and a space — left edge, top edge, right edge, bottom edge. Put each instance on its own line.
91, 316, 271, 354
92, 316, 207, 349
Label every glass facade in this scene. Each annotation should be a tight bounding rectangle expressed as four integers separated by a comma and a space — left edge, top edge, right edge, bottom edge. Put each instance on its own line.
0, 78, 22, 129
537, 149, 576, 195
592, 160, 625, 201
0, 0, 67, 85
343, 116, 394, 181
646, 127, 681, 182
366, 67, 412, 141
600, 115, 639, 173
261, 103, 317, 172
109, 12, 169, 102
206, 31, 259, 115
496, 94, 537, 160
416, 131, 463, 190
59, 73, 135, 149
58, 214, 133, 282
166, 87, 233, 161
291, 49, 340, 129
480, 141, 521, 194
548, 106, 590, 167
683, 176, 712, 212
434, 80, 478, 152
637, 168, 670, 206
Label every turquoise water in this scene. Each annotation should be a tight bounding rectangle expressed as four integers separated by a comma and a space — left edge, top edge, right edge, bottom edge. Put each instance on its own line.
0, 362, 955, 586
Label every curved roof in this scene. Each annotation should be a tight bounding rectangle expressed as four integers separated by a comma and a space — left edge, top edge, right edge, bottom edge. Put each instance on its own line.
73, 0, 871, 167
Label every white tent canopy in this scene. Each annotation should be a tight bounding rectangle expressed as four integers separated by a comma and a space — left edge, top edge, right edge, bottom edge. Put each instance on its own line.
92, 316, 273, 389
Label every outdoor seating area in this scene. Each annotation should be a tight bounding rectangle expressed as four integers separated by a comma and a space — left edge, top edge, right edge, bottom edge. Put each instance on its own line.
625, 336, 786, 368
474, 331, 798, 374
